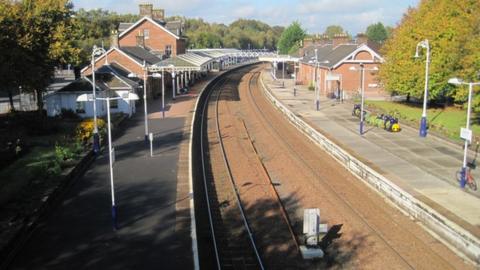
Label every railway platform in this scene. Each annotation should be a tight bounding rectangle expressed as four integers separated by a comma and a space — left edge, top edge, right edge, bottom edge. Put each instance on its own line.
260, 68, 480, 264
5, 67, 237, 269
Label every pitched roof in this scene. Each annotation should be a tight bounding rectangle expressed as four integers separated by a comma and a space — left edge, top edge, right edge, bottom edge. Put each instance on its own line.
322, 45, 358, 68
57, 78, 101, 93
96, 65, 139, 89
119, 22, 134, 33
121, 46, 162, 65
300, 43, 380, 68
118, 16, 179, 40
58, 67, 138, 94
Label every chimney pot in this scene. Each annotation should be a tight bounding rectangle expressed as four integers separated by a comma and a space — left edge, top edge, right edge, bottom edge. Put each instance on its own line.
139, 4, 153, 18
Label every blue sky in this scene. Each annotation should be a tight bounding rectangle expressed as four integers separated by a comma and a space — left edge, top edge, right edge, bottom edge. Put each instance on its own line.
71, 0, 419, 34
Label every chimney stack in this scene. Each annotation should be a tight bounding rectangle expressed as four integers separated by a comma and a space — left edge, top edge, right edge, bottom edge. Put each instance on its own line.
152, 8, 165, 21
332, 33, 350, 47
110, 30, 119, 48
356, 33, 368, 45
139, 4, 153, 18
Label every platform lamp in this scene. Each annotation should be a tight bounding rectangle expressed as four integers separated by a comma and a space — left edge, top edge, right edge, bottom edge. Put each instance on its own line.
414, 39, 431, 138
448, 78, 480, 188
91, 45, 106, 153
77, 92, 140, 230
128, 65, 162, 143
349, 64, 379, 135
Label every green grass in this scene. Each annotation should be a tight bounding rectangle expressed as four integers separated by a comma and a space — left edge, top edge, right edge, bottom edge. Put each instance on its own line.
0, 146, 56, 205
365, 101, 479, 141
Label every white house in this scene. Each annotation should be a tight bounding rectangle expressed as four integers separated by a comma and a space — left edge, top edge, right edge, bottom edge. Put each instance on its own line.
44, 65, 139, 118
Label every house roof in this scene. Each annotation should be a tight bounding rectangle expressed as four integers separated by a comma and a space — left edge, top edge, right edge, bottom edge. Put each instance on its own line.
119, 22, 134, 33
56, 78, 102, 93
80, 47, 144, 74
322, 45, 358, 68
121, 46, 162, 65
96, 65, 139, 89
300, 43, 381, 69
118, 16, 180, 40
58, 67, 138, 94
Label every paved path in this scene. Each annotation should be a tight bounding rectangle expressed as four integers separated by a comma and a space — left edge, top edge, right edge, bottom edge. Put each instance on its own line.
7, 70, 223, 270
261, 69, 480, 238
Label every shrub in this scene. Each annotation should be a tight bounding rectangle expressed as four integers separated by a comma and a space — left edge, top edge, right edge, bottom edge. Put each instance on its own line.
55, 144, 76, 163
308, 82, 315, 91
75, 118, 106, 144
42, 159, 62, 177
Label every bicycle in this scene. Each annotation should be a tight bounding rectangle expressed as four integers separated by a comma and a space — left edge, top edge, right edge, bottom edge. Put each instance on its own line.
456, 167, 478, 191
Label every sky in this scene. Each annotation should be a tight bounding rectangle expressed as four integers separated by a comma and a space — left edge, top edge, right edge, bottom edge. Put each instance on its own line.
71, 0, 420, 34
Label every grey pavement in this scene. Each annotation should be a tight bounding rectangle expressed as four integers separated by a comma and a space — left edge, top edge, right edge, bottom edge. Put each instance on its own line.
8, 81, 194, 269
262, 69, 480, 232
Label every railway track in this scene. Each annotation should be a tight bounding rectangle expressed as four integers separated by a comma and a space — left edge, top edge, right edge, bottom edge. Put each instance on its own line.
193, 64, 471, 269
198, 73, 264, 270
195, 66, 301, 269
238, 66, 471, 269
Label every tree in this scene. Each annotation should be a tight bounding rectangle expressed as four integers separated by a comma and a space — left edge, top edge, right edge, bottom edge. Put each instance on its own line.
324, 25, 344, 39
0, 0, 81, 113
366, 22, 388, 43
379, 0, 480, 106
277, 21, 305, 55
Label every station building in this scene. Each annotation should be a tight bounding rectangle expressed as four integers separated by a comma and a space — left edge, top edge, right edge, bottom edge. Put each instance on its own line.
296, 34, 385, 100
48, 3, 245, 118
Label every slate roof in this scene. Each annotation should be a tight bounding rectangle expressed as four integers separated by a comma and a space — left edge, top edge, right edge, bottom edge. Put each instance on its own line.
154, 57, 198, 69
57, 67, 138, 94
301, 44, 360, 68
118, 22, 134, 33
121, 46, 162, 65
56, 78, 102, 93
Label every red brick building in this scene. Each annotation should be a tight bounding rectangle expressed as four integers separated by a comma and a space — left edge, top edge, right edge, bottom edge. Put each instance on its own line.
296, 34, 385, 99
116, 4, 186, 58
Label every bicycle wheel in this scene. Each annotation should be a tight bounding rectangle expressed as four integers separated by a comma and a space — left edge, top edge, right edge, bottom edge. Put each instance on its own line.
353, 108, 361, 117
468, 177, 477, 191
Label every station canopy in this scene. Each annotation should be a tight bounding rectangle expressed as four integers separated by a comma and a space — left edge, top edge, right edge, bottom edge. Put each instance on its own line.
149, 49, 241, 73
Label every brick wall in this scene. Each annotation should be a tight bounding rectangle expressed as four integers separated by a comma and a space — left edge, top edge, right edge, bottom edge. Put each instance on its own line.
119, 19, 182, 56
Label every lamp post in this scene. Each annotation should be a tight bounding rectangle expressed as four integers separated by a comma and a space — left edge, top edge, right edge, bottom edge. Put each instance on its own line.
172, 70, 177, 100
415, 39, 431, 138
128, 66, 162, 143
273, 61, 277, 80
310, 50, 329, 111
77, 92, 140, 230
91, 45, 106, 153
349, 64, 379, 135
448, 78, 480, 188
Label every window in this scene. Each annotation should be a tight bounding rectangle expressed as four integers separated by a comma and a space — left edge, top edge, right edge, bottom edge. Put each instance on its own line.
75, 101, 85, 113
165, 45, 172, 57
143, 29, 150, 40
110, 99, 118, 109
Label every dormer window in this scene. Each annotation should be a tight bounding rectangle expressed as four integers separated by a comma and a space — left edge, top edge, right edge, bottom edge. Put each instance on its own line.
144, 29, 150, 39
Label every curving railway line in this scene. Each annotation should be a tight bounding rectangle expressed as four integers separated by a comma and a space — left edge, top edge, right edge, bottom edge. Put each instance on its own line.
192, 64, 473, 269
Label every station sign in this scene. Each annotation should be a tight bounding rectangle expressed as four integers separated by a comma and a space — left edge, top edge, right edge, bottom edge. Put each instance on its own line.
460, 128, 472, 142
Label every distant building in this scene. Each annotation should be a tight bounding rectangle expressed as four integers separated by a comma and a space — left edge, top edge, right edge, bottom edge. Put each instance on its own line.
115, 4, 186, 58
45, 65, 139, 118
296, 33, 385, 99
